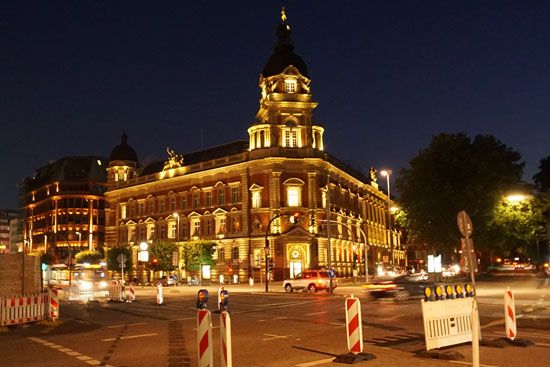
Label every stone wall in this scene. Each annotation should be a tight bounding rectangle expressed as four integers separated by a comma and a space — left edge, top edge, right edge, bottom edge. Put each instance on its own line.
0, 253, 41, 296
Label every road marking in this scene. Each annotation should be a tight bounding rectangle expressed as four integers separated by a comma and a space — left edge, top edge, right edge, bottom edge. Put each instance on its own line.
294, 357, 335, 366
108, 322, 147, 328
274, 316, 288, 320
305, 311, 327, 316
27, 337, 113, 367
262, 333, 292, 341
330, 322, 345, 328
481, 319, 504, 329
101, 333, 158, 342
536, 342, 550, 347
449, 360, 498, 367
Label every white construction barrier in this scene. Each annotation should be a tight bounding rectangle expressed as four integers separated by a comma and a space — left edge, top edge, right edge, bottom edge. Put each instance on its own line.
156, 283, 164, 305
220, 310, 232, 367
197, 309, 213, 367
345, 295, 363, 354
421, 285, 477, 350
108, 281, 123, 302
504, 288, 516, 340
0, 293, 48, 327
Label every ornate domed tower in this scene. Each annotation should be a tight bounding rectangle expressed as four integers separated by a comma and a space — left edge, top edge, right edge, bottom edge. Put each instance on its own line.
107, 132, 139, 183
248, 8, 324, 151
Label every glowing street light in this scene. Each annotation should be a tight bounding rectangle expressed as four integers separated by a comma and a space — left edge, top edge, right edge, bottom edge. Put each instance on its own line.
380, 169, 393, 264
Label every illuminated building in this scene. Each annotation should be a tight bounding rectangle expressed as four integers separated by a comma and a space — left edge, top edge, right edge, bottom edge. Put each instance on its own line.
20, 156, 108, 259
0, 209, 18, 253
105, 10, 404, 281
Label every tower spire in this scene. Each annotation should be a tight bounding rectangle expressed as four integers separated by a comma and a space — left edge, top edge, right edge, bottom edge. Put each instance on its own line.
281, 7, 287, 23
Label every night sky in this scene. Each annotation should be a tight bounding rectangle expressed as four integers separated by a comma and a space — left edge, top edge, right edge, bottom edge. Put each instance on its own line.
2, 1, 549, 209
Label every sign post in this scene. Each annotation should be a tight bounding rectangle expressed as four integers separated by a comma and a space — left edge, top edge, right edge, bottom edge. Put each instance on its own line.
457, 210, 479, 367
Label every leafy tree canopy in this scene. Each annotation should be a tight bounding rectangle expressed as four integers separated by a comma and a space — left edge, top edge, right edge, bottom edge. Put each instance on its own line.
180, 240, 216, 272
75, 250, 103, 264
395, 133, 524, 250
149, 242, 178, 272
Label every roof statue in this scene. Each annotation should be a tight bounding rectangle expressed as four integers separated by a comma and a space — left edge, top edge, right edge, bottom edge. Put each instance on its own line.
163, 146, 184, 170
369, 167, 377, 183
281, 7, 287, 22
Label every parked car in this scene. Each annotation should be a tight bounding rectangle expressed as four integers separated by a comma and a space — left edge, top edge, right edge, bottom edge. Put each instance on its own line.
156, 275, 178, 287
363, 272, 432, 301
283, 270, 337, 293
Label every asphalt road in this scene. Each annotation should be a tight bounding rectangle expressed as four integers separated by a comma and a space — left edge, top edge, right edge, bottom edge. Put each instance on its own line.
1, 273, 549, 367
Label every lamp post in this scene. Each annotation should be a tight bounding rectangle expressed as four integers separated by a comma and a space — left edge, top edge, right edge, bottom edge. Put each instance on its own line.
173, 212, 180, 280
380, 169, 393, 265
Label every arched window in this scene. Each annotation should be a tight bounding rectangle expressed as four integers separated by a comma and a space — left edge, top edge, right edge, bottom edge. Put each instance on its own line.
283, 178, 305, 207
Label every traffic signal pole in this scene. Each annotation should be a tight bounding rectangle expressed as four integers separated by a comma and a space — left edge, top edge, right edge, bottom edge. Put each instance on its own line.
264, 214, 282, 292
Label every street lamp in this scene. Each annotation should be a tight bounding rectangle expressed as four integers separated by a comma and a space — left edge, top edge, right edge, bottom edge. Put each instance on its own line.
380, 169, 393, 265
75, 231, 82, 250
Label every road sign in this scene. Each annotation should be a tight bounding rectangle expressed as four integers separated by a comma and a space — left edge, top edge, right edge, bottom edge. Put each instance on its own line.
457, 211, 473, 238
460, 238, 478, 273
117, 254, 127, 264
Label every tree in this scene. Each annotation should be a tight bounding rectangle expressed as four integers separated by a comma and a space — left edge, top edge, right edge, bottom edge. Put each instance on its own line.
486, 198, 543, 258
533, 156, 550, 261
75, 250, 103, 264
395, 133, 524, 253
180, 240, 216, 273
149, 242, 178, 272
533, 156, 550, 192
105, 246, 133, 272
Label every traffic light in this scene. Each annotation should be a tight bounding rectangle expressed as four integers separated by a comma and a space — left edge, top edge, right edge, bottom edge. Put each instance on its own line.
289, 212, 301, 225
268, 258, 274, 272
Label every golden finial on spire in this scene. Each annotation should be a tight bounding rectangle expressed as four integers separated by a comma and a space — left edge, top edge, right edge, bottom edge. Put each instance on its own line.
281, 7, 287, 22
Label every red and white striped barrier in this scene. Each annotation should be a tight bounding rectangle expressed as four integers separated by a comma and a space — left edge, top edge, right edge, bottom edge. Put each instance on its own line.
127, 282, 136, 302
345, 295, 363, 354
156, 283, 164, 305
197, 309, 213, 367
504, 288, 516, 340
220, 310, 232, 367
1, 293, 48, 326
49, 288, 59, 321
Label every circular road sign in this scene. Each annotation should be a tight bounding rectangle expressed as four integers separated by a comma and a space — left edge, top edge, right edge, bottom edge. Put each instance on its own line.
457, 210, 473, 238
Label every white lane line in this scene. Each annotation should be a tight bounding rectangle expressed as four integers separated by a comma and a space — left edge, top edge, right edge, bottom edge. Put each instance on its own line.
274, 316, 288, 320
107, 322, 147, 328
262, 333, 292, 341
330, 322, 345, 328
101, 333, 158, 342
536, 342, 550, 347
27, 337, 112, 367
305, 311, 327, 316
295, 357, 335, 366
449, 360, 498, 367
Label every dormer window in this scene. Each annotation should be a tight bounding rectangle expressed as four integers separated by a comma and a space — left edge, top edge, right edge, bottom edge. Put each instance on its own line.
284, 79, 297, 93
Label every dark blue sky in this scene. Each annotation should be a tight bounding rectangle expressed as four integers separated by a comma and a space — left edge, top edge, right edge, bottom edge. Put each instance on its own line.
2, 1, 549, 208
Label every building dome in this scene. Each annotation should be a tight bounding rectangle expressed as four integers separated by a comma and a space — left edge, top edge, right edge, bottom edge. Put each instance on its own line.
261, 13, 309, 78
110, 132, 138, 162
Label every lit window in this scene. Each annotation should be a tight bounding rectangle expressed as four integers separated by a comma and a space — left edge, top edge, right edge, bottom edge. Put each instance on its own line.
252, 191, 262, 209
193, 221, 201, 236
287, 187, 300, 207
170, 222, 177, 239
284, 128, 298, 147
284, 79, 297, 93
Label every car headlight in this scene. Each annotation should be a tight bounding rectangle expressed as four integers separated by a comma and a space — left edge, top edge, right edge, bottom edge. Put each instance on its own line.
99, 281, 108, 289
79, 281, 93, 291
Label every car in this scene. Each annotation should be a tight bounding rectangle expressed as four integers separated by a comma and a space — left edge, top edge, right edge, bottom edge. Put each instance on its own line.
283, 270, 337, 293
156, 275, 178, 287
363, 272, 432, 301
